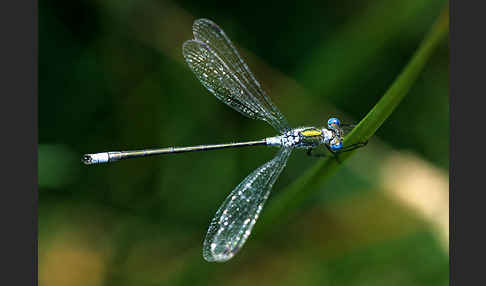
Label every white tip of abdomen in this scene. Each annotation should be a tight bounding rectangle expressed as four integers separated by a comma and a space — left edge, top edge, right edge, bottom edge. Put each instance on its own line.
82, 152, 109, 165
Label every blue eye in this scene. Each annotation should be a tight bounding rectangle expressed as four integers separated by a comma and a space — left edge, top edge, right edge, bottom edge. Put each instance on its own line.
330, 141, 342, 151
328, 117, 340, 128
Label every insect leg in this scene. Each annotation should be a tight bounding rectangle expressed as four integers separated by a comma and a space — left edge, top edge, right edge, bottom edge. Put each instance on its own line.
338, 140, 368, 153
306, 148, 329, 158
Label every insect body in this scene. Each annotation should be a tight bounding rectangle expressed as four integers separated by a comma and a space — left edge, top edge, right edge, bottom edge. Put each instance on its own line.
83, 19, 367, 262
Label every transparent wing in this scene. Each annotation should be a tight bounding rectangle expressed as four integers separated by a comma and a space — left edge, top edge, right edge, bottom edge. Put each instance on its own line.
183, 19, 290, 133
193, 19, 289, 132
202, 147, 293, 262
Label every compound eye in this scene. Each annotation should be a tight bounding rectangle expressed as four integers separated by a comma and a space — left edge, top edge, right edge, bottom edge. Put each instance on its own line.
327, 117, 340, 129
330, 139, 342, 151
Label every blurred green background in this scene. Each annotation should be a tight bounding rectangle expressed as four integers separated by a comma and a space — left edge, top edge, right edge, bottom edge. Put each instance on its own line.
39, 0, 449, 285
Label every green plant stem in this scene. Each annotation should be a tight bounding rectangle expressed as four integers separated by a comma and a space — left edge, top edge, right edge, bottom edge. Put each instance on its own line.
257, 7, 449, 235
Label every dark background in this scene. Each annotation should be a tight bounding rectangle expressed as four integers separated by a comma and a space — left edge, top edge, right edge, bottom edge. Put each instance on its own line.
39, 0, 449, 285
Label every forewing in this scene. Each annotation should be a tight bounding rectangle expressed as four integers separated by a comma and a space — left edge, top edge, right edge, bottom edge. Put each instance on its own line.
183, 40, 266, 122
183, 18, 290, 133
202, 147, 293, 262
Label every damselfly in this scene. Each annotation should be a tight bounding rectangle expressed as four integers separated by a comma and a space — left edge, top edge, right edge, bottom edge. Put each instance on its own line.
83, 19, 367, 262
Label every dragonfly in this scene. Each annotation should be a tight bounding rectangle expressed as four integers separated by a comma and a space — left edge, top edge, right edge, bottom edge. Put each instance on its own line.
83, 18, 367, 262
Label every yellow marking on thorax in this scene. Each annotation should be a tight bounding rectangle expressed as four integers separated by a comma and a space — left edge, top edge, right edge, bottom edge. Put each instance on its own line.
300, 129, 323, 136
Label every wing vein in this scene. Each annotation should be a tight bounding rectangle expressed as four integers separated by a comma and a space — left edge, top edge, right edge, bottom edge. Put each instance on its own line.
202, 147, 293, 262
183, 18, 290, 133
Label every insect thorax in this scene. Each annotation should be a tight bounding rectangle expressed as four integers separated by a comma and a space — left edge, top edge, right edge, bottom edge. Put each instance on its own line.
266, 127, 334, 148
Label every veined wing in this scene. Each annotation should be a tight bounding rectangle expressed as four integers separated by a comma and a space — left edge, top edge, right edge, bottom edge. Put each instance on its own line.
183, 19, 290, 133
202, 147, 293, 262
192, 19, 289, 132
